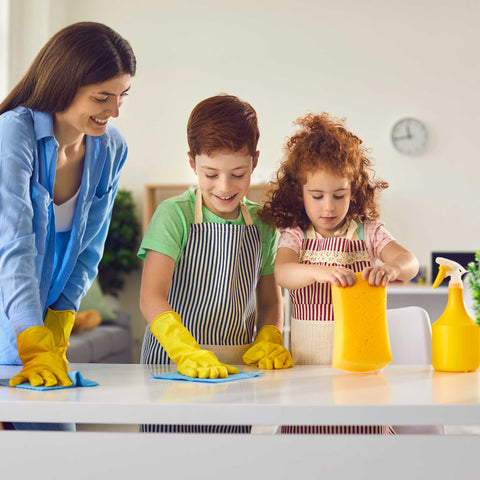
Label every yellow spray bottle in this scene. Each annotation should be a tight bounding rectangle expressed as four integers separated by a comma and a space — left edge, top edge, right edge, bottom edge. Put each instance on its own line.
431, 257, 480, 372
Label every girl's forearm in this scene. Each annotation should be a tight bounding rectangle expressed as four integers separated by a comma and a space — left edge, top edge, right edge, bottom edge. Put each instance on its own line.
388, 252, 419, 282
274, 262, 319, 290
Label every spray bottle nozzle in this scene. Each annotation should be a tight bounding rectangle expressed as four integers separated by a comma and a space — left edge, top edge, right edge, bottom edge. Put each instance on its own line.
432, 257, 466, 289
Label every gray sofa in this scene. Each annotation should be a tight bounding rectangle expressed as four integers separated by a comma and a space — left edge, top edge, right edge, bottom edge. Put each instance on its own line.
67, 310, 132, 363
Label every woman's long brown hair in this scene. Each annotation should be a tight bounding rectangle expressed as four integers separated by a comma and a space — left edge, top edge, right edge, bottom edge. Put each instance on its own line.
0, 21, 136, 115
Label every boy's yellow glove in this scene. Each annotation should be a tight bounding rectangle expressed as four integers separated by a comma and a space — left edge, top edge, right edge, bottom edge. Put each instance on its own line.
243, 325, 294, 369
150, 311, 239, 379
43, 308, 75, 363
9, 326, 72, 387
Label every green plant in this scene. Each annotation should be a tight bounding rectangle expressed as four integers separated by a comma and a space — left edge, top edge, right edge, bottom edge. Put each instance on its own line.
467, 248, 480, 325
98, 189, 141, 297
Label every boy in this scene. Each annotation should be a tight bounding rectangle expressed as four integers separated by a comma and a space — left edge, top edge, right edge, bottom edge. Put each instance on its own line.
138, 94, 292, 382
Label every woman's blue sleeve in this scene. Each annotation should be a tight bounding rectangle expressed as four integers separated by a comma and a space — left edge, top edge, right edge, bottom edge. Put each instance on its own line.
0, 113, 44, 334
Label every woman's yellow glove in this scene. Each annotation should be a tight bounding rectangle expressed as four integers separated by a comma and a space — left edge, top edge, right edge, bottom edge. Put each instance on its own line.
9, 326, 72, 387
43, 308, 75, 363
150, 311, 239, 379
243, 325, 294, 369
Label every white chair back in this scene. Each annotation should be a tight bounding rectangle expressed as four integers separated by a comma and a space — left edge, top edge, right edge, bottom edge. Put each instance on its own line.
387, 306, 432, 365
387, 307, 444, 434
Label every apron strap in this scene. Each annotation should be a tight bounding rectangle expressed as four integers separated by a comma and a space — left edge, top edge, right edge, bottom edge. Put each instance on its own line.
194, 188, 203, 223
194, 188, 253, 225
306, 225, 316, 239
239, 202, 254, 225
343, 219, 359, 240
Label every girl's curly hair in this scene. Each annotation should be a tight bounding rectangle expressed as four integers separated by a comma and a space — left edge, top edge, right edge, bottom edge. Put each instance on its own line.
259, 113, 388, 230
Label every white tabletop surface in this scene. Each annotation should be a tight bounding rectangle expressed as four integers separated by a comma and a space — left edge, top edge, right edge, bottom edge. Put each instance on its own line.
1, 363, 479, 425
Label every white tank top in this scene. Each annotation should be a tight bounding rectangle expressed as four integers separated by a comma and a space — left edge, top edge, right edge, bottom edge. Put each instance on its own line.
53, 188, 80, 232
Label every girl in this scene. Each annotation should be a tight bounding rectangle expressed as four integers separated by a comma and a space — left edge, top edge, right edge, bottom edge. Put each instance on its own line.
260, 112, 419, 434
0, 22, 135, 429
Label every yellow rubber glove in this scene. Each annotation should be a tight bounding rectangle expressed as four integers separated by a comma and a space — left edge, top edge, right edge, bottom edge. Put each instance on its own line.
150, 311, 239, 379
43, 308, 75, 363
243, 325, 294, 369
9, 326, 72, 387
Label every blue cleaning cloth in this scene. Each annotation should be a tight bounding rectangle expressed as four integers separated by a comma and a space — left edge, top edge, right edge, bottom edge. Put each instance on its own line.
0, 370, 99, 390
151, 370, 264, 383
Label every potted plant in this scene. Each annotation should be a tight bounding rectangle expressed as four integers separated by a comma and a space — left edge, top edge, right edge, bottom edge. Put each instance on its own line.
98, 189, 141, 297
467, 248, 480, 325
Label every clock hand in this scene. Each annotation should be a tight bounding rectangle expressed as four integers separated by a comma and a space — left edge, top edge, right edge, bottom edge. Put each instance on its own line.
406, 124, 412, 139
392, 135, 411, 141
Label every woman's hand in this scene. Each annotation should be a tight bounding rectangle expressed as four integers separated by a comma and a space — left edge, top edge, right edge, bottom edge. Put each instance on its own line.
314, 265, 357, 287
362, 264, 400, 286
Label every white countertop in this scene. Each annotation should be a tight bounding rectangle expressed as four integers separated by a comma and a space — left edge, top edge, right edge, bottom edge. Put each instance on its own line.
1, 363, 479, 426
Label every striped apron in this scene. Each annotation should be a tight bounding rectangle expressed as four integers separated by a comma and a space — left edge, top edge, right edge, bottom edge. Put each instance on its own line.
141, 189, 262, 433
282, 221, 394, 435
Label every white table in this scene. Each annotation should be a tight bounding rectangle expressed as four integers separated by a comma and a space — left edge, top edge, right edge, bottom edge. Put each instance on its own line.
1, 363, 479, 479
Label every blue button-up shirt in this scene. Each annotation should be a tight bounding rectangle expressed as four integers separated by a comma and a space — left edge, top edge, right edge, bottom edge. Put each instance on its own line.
0, 107, 128, 364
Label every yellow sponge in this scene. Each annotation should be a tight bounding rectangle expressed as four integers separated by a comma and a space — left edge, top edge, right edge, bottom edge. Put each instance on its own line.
331, 272, 392, 372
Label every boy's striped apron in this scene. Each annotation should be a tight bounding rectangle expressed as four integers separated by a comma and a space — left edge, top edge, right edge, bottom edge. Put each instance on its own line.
283, 221, 394, 435
141, 189, 262, 433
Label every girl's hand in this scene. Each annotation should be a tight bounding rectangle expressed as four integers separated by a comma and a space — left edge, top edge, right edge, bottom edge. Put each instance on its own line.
315, 266, 357, 287
362, 265, 400, 287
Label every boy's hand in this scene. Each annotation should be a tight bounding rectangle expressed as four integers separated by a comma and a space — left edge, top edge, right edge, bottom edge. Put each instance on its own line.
315, 266, 357, 287
150, 311, 239, 379
243, 325, 293, 369
362, 265, 400, 286
177, 350, 239, 379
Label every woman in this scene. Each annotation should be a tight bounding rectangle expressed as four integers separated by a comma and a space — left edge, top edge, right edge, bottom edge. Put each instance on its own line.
0, 21, 136, 407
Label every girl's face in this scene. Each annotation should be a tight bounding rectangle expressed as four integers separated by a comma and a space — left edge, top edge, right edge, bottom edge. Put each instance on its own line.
54, 73, 131, 140
189, 147, 259, 220
302, 168, 351, 237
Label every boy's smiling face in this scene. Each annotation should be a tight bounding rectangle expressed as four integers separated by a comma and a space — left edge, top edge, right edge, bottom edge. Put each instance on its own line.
189, 147, 259, 220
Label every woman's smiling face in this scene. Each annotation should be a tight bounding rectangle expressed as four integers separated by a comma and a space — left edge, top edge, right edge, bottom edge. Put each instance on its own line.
54, 73, 131, 138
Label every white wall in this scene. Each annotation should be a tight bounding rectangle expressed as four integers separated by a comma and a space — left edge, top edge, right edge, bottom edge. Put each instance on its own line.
0, 0, 8, 100
7, 0, 480, 353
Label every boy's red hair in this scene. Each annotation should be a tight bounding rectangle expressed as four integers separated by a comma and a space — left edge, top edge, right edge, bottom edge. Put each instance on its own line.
187, 94, 259, 158
260, 113, 388, 230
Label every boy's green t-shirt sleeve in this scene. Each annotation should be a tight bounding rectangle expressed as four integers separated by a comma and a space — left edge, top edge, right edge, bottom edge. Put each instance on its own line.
260, 225, 279, 275
246, 201, 279, 276
137, 200, 187, 262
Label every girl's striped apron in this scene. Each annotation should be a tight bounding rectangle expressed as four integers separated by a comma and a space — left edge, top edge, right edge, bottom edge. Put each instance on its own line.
141, 189, 262, 433
283, 220, 394, 435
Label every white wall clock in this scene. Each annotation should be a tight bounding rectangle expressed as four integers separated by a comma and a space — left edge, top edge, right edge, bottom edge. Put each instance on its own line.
391, 117, 428, 155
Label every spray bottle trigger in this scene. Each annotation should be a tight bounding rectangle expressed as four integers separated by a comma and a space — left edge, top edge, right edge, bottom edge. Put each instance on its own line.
432, 264, 451, 289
